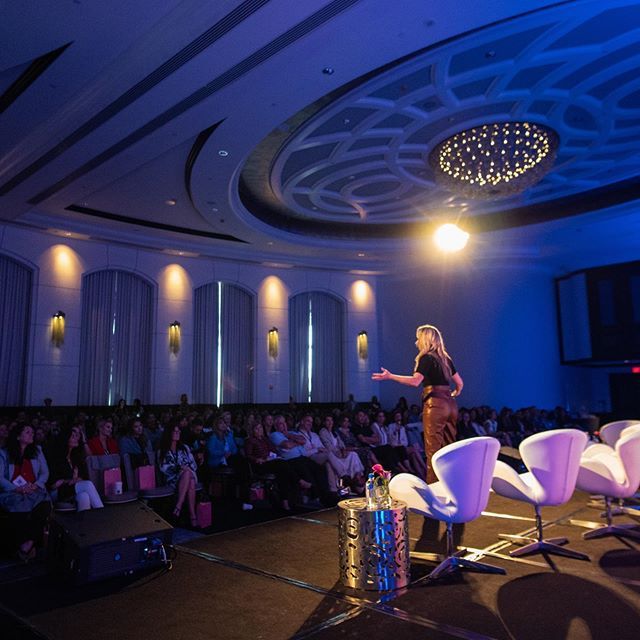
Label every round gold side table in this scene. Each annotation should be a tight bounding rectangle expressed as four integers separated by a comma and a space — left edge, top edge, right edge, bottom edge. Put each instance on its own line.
338, 497, 410, 590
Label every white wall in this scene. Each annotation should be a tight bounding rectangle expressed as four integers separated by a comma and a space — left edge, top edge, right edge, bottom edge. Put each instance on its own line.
0, 225, 378, 406
374, 261, 565, 411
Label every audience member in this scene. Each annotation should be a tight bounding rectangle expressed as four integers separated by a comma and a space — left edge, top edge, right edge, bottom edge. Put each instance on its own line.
318, 415, 364, 494
119, 417, 154, 469
244, 422, 298, 510
48, 426, 103, 511
86, 418, 119, 455
388, 410, 426, 477
269, 414, 331, 505
158, 424, 198, 526
0, 424, 51, 561
335, 414, 377, 473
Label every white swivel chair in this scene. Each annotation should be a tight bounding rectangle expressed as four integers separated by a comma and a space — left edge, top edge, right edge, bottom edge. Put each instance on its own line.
389, 436, 504, 580
573, 428, 640, 540
491, 429, 589, 560
599, 420, 640, 447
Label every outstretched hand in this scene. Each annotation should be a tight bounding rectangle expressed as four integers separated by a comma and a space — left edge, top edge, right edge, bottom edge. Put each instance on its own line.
371, 367, 391, 381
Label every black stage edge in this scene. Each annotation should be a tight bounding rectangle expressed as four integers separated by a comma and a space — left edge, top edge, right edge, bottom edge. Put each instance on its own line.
1, 492, 640, 639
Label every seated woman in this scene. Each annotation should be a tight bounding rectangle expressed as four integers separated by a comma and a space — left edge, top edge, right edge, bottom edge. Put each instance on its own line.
245, 422, 298, 510
318, 415, 365, 494
158, 424, 198, 526
47, 426, 104, 511
0, 424, 51, 561
119, 417, 154, 469
86, 418, 119, 456
336, 415, 377, 474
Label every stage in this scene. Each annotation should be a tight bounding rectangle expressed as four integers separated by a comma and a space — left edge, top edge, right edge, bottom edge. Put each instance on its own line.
1, 492, 640, 640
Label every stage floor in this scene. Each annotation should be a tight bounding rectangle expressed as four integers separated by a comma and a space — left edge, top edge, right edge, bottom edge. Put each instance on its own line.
1, 492, 640, 639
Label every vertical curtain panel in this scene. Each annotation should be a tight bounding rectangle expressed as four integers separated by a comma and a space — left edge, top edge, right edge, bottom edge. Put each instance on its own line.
220, 284, 254, 404
192, 283, 219, 404
290, 291, 344, 403
0, 255, 32, 406
193, 282, 254, 405
78, 270, 153, 405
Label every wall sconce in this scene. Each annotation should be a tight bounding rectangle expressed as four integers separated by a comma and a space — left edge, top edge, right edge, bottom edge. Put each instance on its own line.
169, 321, 181, 354
268, 327, 279, 358
357, 330, 368, 360
51, 311, 65, 347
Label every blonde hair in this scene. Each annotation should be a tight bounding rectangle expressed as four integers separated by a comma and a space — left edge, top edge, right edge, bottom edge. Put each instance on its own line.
414, 324, 452, 379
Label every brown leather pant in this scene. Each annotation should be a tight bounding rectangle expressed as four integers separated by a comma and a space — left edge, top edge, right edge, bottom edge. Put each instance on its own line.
422, 385, 458, 484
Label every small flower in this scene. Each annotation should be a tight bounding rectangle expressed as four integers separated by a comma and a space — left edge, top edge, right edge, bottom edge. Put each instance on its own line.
372, 463, 384, 475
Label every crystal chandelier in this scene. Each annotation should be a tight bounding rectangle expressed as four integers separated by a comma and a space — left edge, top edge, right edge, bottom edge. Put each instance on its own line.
429, 122, 559, 199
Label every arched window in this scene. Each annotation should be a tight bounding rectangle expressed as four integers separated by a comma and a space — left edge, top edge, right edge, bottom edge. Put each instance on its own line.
289, 291, 344, 403
78, 270, 154, 405
193, 282, 254, 404
0, 255, 33, 405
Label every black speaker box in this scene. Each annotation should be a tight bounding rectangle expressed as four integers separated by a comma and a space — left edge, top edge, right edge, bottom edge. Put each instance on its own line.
48, 501, 173, 584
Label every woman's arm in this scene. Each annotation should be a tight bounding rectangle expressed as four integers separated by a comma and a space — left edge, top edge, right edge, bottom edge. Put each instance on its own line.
0, 451, 16, 492
34, 448, 49, 488
451, 372, 464, 397
371, 367, 424, 387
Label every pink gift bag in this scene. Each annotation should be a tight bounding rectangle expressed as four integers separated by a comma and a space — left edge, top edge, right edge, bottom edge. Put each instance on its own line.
135, 465, 156, 490
103, 467, 122, 496
196, 501, 212, 528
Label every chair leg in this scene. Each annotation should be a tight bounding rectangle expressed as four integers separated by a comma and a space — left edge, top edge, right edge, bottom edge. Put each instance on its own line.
425, 523, 506, 581
504, 506, 589, 561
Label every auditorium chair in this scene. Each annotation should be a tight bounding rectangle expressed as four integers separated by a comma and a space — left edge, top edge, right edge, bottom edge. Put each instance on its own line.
599, 420, 640, 447
571, 428, 640, 540
389, 436, 504, 581
86, 454, 138, 504
491, 429, 589, 560
583, 423, 640, 514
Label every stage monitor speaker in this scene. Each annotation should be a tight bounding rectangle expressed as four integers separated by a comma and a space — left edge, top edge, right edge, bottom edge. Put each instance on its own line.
48, 501, 173, 584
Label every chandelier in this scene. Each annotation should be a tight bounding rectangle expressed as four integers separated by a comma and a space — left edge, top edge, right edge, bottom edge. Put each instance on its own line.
429, 122, 559, 199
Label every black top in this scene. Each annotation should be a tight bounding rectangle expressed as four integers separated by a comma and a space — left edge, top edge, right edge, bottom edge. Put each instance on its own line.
415, 354, 456, 387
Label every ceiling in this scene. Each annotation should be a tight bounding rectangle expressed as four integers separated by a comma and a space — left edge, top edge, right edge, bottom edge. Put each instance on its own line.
1, 0, 640, 273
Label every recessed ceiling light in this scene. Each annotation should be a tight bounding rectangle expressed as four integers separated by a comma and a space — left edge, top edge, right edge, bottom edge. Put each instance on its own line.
47, 228, 90, 240
163, 249, 200, 258
322, 67, 334, 75
165, 199, 177, 206
267, 241, 274, 246
218, 150, 229, 157
357, 252, 365, 257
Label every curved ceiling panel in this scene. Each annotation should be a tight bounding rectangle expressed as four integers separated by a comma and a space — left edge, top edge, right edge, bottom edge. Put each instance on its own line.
231, 0, 640, 238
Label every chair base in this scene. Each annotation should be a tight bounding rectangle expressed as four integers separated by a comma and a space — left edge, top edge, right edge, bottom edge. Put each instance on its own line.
499, 505, 589, 561
499, 533, 568, 546
507, 539, 589, 560
582, 523, 640, 540
427, 550, 506, 581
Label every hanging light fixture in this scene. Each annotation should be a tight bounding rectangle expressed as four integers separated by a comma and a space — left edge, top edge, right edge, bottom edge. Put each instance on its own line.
51, 311, 65, 347
169, 321, 181, 354
268, 327, 279, 358
357, 330, 368, 360
429, 121, 558, 199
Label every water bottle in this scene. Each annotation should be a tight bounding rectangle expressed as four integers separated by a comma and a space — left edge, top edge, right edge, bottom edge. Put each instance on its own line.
365, 473, 377, 509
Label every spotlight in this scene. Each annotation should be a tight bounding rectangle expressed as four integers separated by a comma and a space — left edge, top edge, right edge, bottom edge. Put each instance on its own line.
434, 224, 469, 252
